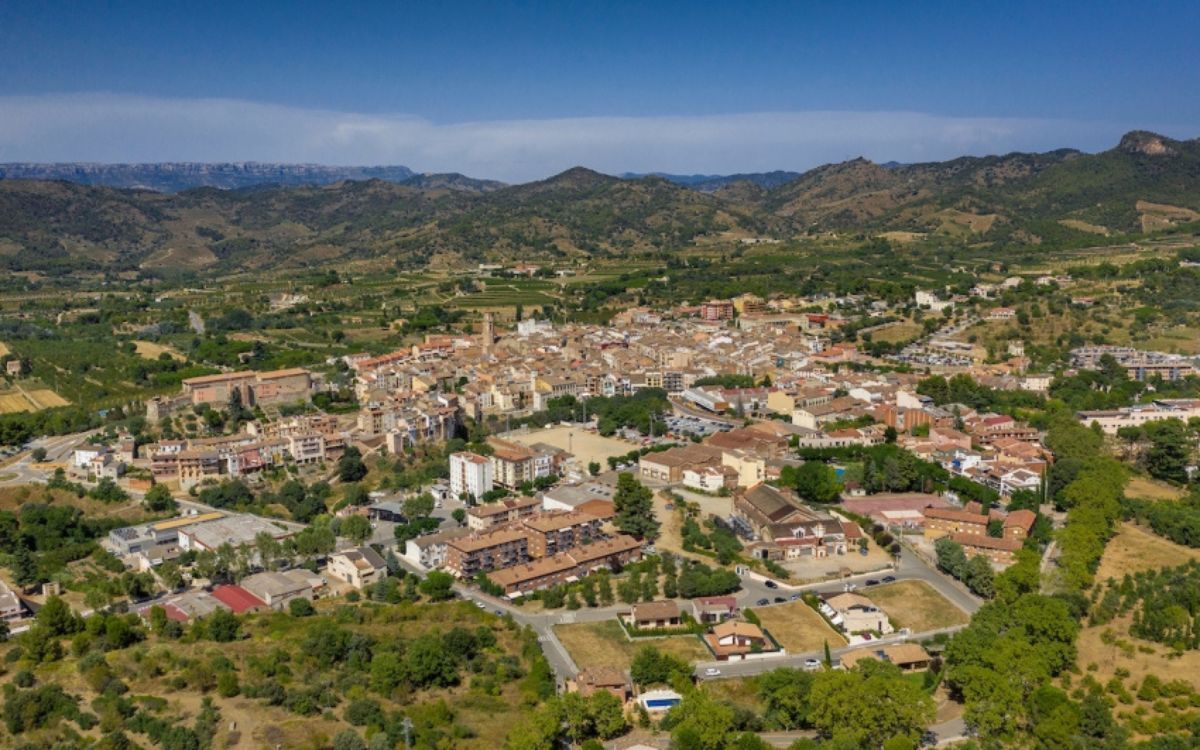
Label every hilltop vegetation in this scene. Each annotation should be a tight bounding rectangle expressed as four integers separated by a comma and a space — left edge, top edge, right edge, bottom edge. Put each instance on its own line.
1, 131, 1198, 276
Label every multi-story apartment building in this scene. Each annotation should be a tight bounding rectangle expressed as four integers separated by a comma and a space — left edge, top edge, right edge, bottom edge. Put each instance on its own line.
444, 527, 531, 577
450, 451, 494, 500
466, 496, 541, 531
520, 510, 602, 557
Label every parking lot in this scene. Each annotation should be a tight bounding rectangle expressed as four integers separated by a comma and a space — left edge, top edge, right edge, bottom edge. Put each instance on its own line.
662, 414, 729, 438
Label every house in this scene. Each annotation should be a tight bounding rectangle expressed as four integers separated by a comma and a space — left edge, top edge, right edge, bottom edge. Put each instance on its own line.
691, 596, 738, 624
573, 667, 632, 701
327, 546, 387, 589
732, 483, 821, 537
840, 643, 933, 672
824, 592, 893, 635
240, 571, 314, 611
402, 527, 471, 569
638, 444, 723, 483
705, 620, 772, 659
625, 600, 682, 629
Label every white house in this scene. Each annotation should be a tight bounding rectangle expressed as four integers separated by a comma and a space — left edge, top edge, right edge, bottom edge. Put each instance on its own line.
326, 546, 387, 589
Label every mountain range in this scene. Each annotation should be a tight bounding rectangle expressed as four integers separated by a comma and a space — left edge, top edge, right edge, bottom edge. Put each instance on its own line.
1, 131, 1197, 276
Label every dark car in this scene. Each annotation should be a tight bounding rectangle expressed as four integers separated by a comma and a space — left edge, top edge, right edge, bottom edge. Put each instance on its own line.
764, 579, 778, 589
773, 596, 786, 603
756, 598, 770, 606
882, 575, 896, 583
865, 579, 880, 586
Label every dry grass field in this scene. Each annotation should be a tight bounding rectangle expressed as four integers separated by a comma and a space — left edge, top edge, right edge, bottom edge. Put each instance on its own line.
0, 391, 33, 413
26, 388, 69, 408
133, 339, 185, 360
0, 342, 9, 357
1095, 522, 1200, 582
506, 425, 636, 467
1125, 475, 1187, 502
554, 620, 710, 671
869, 321, 923, 344
751, 601, 846, 653
865, 580, 970, 632
1075, 523, 1200, 714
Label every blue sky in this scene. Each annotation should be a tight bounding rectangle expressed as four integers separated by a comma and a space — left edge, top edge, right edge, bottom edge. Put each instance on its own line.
0, 1, 1196, 180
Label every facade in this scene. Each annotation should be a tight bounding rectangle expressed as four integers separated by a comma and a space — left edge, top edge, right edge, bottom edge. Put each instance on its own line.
444, 527, 531, 578
467, 496, 541, 531
449, 451, 494, 500
922, 506, 989, 540
240, 571, 314, 611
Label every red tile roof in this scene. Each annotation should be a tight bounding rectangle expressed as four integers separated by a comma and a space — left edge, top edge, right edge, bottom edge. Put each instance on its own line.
210, 585, 267, 614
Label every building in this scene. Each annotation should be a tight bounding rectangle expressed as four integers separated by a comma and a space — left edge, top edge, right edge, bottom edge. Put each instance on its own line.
824, 592, 893, 635
444, 527, 531, 578
487, 438, 535, 489
0, 581, 23, 620
181, 368, 313, 407
705, 620, 772, 659
240, 571, 314, 611
638, 444, 724, 483
625, 600, 682, 629
700, 300, 734, 321
467, 496, 541, 531
692, 596, 738, 624
485, 535, 642, 595
732, 483, 820, 537
1003, 509, 1037, 541
922, 506, 989, 540
520, 510, 602, 557
403, 527, 471, 569
209, 585, 269, 614
176, 515, 292, 554
573, 667, 632, 701
108, 512, 225, 557
450, 451, 494, 500
840, 643, 932, 672
953, 533, 1023, 565
327, 546, 387, 589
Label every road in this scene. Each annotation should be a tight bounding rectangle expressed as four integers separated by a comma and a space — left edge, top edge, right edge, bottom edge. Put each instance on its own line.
0, 431, 98, 486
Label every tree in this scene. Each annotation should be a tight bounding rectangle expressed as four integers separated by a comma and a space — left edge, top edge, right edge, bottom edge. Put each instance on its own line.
340, 514, 373, 544
964, 554, 995, 598
332, 730, 367, 750
630, 645, 690, 686
934, 537, 968, 579
667, 690, 736, 750
612, 473, 659, 540
1143, 418, 1190, 484
403, 493, 436, 519
288, 598, 315, 617
338, 447, 368, 483
203, 609, 240, 642
143, 484, 177, 513
452, 507, 467, 526
809, 661, 935, 747
36, 596, 81, 637
31, 447, 47, 462
793, 461, 842, 504
588, 461, 601, 476
419, 571, 456, 601
757, 668, 814, 729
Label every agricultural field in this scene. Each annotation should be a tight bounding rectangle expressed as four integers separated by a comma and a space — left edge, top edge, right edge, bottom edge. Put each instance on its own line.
554, 620, 710, 672
1125, 475, 1187, 502
867, 321, 923, 344
864, 580, 970, 632
132, 339, 185, 361
750, 601, 846, 653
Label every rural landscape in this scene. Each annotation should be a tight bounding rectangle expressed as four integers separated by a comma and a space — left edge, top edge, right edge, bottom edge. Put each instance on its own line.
2, 3, 1200, 750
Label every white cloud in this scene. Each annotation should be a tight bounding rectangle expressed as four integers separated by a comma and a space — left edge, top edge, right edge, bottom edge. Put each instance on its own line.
0, 92, 1165, 182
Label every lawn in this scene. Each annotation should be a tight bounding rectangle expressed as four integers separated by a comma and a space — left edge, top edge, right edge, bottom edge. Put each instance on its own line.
751, 602, 845, 653
864, 580, 970, 632
554, 620, 710, 672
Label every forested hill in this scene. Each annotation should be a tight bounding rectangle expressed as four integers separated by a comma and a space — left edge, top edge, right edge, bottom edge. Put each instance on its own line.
1, 131, 1198, 275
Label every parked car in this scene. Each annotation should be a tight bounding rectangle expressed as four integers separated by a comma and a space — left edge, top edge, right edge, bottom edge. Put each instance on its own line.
789, 593, 801, 601
882, 575, 896, 583
764, 579, 778, 589
843, 583, 857, 592
704, 668, 721, 677
773, 596, 786, 603
474, 601, 487, 609
803, 658, 822, 671
865, 579, 880, 587
756, 598, 770, 606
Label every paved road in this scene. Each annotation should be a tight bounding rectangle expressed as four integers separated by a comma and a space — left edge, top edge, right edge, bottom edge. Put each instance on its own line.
0, 431, 97, 486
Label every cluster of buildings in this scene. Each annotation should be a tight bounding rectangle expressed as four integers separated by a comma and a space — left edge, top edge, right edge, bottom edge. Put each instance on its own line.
403, 501, 641, 595
1071, 346, 1198, 382
146, 367, 317, 421
106, 511, 293, 569
139, 413, 350, 488
922, 501, 1037, 565
1077, 398, 1200, 435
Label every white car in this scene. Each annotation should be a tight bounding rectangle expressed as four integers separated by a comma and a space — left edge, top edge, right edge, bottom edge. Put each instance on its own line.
842, 583, 857, 592
803, 659, 822, 671
703, 668, 722, 677
474, 600, 487, 609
